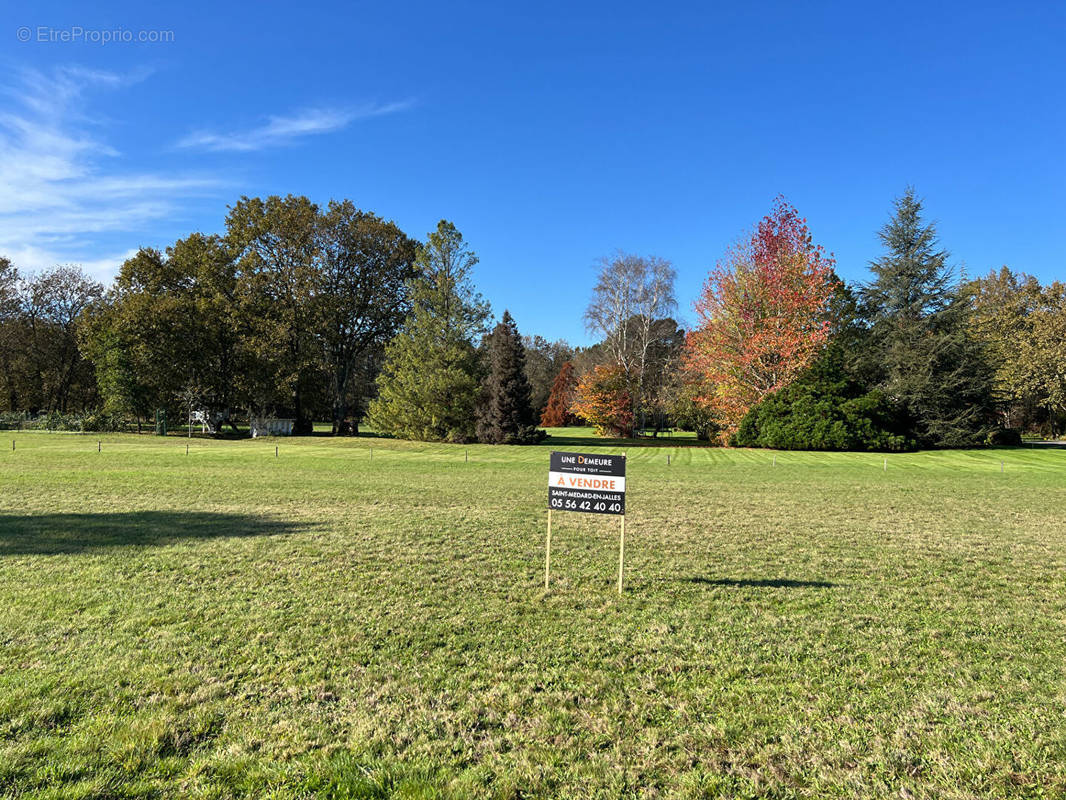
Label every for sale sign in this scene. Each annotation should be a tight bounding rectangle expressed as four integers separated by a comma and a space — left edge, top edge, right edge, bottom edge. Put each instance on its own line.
548, 451, 626, 515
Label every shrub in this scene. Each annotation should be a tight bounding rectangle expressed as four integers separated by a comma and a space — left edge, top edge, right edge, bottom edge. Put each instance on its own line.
79, 412, 128, 433
986, 428, 1023, 446
0, 411, 129, 432
29, 412, 82, 431
733, 348, 914, 451
0, 412, 28, 430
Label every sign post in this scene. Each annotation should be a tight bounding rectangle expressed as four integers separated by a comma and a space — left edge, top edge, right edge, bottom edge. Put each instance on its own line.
546, 450, 627, 594
545, 509, 552, 591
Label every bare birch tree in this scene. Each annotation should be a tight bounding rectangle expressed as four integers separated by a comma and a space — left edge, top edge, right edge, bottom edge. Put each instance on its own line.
584, 252, 677, 431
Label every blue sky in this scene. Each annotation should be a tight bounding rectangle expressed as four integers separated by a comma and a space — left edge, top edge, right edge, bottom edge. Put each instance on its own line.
1, 1, 1063, 344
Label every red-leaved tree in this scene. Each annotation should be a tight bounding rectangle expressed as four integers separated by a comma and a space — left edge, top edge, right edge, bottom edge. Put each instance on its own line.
570, 364, 635, 437
540, 361, 578, 427
685, 197, 838, 438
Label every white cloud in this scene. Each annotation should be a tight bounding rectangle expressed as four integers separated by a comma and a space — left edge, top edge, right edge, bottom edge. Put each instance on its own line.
0, 67, 414, 281
1, 243, 140, 285
0, 66, 219, 279
176, 101, 414, 152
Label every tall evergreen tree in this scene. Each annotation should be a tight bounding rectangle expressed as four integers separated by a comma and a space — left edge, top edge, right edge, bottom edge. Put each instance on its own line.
368, 221, 490, 442
476, 311, 544, 444
859, 189, 996, 446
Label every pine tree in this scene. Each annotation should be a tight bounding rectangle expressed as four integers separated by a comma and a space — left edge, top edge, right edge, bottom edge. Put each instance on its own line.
475, 311, 544, 444
859, 189, 996, 446
540, 361, 578, 427
368, 221, 490, 442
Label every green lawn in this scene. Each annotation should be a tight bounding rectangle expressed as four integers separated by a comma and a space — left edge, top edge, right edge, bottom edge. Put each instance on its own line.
1, 429, 1064, 799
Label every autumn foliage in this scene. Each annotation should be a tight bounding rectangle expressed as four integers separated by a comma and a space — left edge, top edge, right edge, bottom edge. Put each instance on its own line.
570, 364, 635, 437
540, 361, 578, 427
685, 197, 838, 438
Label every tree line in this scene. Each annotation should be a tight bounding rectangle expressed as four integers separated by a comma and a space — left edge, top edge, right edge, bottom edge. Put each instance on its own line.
0, 189, 1061, 447
0, 197, 570, 441
541, 189, 1063, 448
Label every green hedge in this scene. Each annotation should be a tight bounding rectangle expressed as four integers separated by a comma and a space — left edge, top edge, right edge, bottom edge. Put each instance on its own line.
0, 411, 129, 432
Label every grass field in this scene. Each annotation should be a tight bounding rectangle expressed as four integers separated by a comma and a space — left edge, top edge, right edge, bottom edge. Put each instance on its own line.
1, 429, 1065, 799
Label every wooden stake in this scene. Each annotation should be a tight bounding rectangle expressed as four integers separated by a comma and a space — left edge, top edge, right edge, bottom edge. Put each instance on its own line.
370, 447, 373, 461
667, 454, 670, 466
11, 439, 14, 451
618, 515, 625, 595
186, 443, 189, 455
275, 445, 278, 458
98, 441, 101, 452
1001, 460, 1004, 473
773, 454, 776, 467
544, 509, 552, 591
465, 449, 468, 463
884, 457, 887, 472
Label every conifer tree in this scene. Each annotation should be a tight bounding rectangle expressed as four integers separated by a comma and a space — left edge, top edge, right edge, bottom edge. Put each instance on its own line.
475, 311, 544, 444
540, 361, 578, 427
368, 221, 490, 442
859, 188, 996, 446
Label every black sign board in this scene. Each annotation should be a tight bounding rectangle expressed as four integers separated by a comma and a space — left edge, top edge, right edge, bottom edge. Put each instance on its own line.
547, 450, 626, 515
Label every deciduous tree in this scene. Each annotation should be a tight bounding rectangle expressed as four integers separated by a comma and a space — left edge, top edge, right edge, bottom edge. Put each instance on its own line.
21, 266, 103, 412
316, 201, 418, 434
1016, 296, 1066, 428
227, 195, 322, 432
0, 257, 21, 411
662, 371, 720, 442
571, 363, 634, 438
584, 253, 677, 429
540, 361, 578, 427
522, 334, 574, 417
81, 236, 241, 430
685, 197, 837, 437
967, 267, 1053, 429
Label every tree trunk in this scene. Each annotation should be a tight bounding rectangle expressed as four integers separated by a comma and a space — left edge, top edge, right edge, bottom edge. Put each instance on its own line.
331, 400, 347, 435
330, 360, 350, 435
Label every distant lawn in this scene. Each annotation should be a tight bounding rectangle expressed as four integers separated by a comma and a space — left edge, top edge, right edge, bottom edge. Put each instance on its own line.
1, 430, 1065, 798
541, 426, 706, 448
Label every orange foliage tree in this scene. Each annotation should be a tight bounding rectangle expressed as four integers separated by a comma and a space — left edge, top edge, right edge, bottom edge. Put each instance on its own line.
685, 197, 838, 438
540, 361, 578, 427
570, 364, 635, 437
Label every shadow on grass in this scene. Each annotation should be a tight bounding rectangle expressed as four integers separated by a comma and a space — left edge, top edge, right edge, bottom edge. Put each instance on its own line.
688, 576, 835, 589
0, 511, 318, 556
